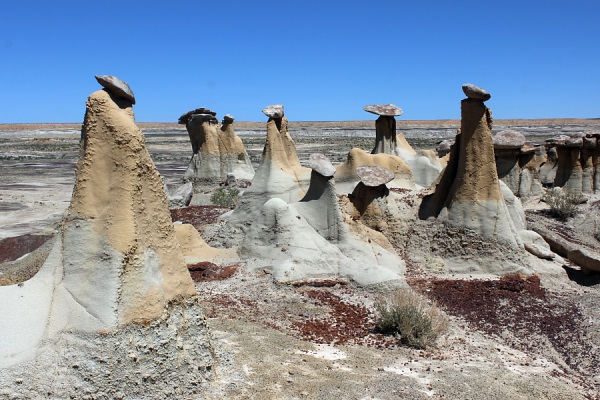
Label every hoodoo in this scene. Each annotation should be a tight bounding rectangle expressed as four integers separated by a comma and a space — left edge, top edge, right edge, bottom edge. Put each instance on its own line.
420, 84, 520, 247
365, 103, 442, 187
0, 77, 212, 379
179, 108, 254, 182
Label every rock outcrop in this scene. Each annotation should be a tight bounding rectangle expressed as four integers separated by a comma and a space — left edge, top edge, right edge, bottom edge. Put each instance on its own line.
227, 104, 310, 223
217, 114, 255, 180
179, 109, 254, 182
493, 130, 544, 198
349, 166, 393, 215
365, 104, 403, 155
296, 154, 343, 241
0, 81, 204, 368
420, 84, 521, 248
365, 104, 442, 187
225, 110, 405, 286
545, 132, 600, 195
335, 148, 415, 194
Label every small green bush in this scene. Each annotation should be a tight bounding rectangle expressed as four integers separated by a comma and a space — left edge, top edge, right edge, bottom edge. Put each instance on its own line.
210, 188, 240, 208
374, 289, 448, 349
542, 190, 583, 220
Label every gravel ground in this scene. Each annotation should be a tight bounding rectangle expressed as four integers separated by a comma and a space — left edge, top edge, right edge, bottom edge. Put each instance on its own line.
2, 121, 600, 398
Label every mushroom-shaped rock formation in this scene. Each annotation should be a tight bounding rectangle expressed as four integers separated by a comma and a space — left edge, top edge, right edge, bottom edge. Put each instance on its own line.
95, 75, 136, 104
539, 147, 558, 186
335, 148, 415, 194
226, 105, 311, 224
420, 85, 521, 248
349, 166, 393, 215
517, 144, 546, 198
493, 130, 526, 195
296, 154, 344, 241
365, 104, 402, 155
365, 104, 442, 187
179, 108, 221, 182
179, 108, 254, 182
547, 132, 600, 195
0, 85, 210, 370
218, 114, 255, 180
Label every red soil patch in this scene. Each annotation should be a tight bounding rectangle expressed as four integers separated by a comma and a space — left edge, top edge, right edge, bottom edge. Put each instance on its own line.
188, 262, 240, 282
0, 234, 53, 263
170, 206, 230, 230
200, 286, 398, 348
410, 275, 600, 386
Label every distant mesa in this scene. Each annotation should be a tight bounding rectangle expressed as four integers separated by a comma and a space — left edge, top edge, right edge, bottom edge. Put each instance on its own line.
262, 104, 284, 119
462, 83, 491, 101
94, 75, 136, 104
363, 104, 403, 117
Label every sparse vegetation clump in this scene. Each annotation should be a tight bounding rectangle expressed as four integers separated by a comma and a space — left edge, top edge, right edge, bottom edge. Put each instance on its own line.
542, 190, 584, 220
210, 188, 240, 208
374, 289, 448, 349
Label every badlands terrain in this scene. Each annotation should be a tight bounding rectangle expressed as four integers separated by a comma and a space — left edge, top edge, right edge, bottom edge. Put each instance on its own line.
1, 117, 600, 399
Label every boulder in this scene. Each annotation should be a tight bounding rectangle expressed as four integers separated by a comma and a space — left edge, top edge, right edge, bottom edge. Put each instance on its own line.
335, 148, 415, 194
262, 104, 284, 119
94, 75, 136, 104
356, 165, 395, 186
309, 153, 336, 177
363, 104, 403, 117
493, 130, 526, 149
218, 115, 255, 180
568, 248, 600, 274
462, 83, 491, 101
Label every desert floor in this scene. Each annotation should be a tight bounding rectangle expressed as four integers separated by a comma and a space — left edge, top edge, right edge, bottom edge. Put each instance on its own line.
1, 120, 600, 399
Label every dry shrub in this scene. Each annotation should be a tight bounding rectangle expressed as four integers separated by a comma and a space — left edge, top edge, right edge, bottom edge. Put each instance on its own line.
374, 288, 448, 349
542, 190, 583, 220
210, 188, 240, 208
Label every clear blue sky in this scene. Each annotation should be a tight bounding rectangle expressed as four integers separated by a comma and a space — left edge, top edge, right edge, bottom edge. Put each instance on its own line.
1, 1, 599, 122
